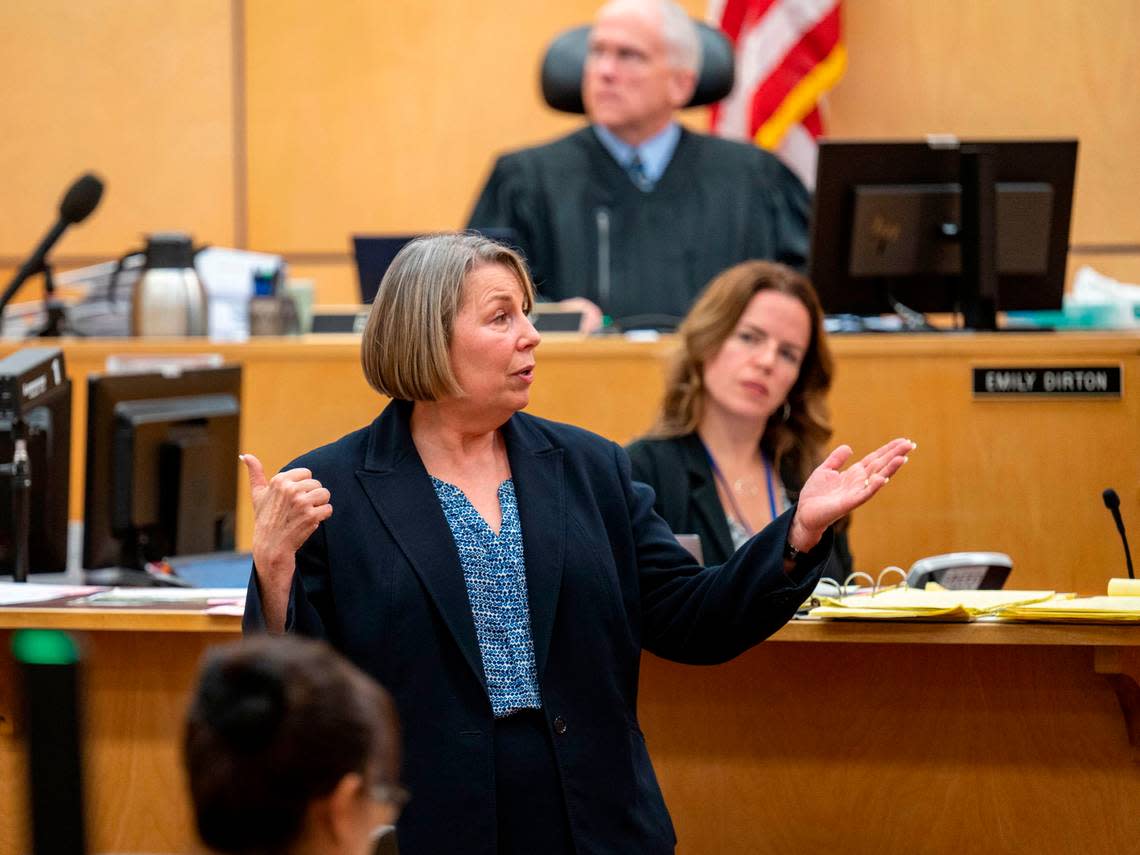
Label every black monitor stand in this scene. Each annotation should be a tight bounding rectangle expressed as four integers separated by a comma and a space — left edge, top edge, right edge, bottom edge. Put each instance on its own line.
0, 427, 32, 582
959, 145, 999, 330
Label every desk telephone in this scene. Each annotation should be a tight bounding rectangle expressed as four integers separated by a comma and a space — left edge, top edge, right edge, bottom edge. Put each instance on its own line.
905, 552, 1012, 590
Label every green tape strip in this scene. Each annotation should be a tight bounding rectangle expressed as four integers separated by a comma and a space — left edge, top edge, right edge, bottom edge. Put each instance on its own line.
11, 629, 79, 665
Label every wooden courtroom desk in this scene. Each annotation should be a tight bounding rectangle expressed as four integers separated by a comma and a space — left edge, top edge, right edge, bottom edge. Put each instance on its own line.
1, 611, 1137, 855
2, 331, 1136, 594
0, 609, 238, 855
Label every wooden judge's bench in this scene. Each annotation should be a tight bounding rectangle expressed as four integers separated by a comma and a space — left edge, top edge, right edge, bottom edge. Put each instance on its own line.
0, 331, 1138, 855
2, 330, 1136, 593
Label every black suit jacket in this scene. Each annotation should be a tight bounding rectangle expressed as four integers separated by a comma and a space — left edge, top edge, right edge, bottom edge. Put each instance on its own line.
245, 401, 834, 855
627, 433, 853, 581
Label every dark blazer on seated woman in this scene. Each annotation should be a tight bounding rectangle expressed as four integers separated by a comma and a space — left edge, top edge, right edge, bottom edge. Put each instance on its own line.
244, 399, 837, 855
627, 432, 853, 582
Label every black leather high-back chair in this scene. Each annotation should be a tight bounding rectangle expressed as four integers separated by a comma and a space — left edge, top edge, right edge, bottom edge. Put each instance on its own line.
540, 21, 735, 113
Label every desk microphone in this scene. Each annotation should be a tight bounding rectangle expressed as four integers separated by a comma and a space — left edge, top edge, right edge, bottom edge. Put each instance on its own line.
1102, 488, 1134, 579
0, 172, 105, 314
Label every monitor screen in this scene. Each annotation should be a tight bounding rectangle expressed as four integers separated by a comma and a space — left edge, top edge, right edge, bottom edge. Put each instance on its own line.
809, 139, 1078, 324
353, 228, 521, 305
83, 365, 241, 571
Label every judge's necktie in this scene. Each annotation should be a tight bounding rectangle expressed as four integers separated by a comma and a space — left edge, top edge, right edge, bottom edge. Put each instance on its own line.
626, 153, 653, 192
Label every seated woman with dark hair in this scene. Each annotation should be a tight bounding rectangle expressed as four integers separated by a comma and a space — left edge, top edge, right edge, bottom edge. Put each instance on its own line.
628, 260, 854, 579
183, 634, 405, 855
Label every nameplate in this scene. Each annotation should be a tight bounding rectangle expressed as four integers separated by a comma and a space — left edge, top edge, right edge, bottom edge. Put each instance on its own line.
972, 365, 1122, 398
311, 311, 368, 334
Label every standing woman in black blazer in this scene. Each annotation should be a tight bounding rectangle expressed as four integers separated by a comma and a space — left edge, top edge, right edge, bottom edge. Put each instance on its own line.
240, 233, 912, 855
627, 260, 854, 579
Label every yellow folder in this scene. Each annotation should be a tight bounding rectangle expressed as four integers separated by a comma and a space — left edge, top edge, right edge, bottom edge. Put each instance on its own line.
1000, 579, 1140, 623
809, 587, 1056, 622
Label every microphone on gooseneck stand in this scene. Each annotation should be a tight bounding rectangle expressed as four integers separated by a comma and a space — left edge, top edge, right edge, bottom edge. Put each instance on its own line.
595, 206, 612, 314
1102, 488, 1135, 580
0, 172, 105, 331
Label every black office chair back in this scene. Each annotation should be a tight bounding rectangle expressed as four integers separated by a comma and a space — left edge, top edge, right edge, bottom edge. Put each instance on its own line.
541, 21, 735, 114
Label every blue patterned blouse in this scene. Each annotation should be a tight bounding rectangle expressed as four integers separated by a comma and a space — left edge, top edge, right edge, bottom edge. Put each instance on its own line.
431, 477, 542, 718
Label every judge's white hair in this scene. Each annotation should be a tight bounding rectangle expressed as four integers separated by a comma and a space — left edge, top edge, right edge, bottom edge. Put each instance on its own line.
601, 0, 702, 73
656, 0, 701, 73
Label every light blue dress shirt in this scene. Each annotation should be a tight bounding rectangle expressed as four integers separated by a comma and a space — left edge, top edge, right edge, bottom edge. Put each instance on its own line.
592, 122, 682, 190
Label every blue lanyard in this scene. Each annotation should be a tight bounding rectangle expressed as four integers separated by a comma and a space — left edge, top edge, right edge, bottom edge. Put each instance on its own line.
701, 441, 779, 535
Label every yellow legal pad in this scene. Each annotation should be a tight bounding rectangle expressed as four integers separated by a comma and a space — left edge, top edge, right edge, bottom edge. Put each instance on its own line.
1000, 595, 1140, 623
809, 588, 1057, 622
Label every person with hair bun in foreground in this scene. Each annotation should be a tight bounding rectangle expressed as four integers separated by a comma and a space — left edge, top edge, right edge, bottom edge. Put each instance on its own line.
183, 634, 405, 855
239, 232, 914, 854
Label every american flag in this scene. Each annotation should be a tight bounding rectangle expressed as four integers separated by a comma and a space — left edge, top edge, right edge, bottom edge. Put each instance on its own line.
708, 0, 846, 190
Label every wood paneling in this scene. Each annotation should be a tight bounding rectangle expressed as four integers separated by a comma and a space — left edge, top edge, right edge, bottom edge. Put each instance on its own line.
242, 0, 594, 252
241, 0, 709, 252
825, 334, 1140, 587
3, 333, 1136, 596
2, 1, 1135, 302
2, 617, 1137, 855
0, 1, 237, 262
641, 641, 1140, 854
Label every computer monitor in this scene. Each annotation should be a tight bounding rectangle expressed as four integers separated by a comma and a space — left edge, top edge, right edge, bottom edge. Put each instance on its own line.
352, 228, 520, 304
0, 348, 71, 576
82, 365, 241, 571
809, 139, 1078, 328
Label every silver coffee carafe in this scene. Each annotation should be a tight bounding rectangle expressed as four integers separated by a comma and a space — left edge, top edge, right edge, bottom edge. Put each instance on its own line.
127, 232, 209, 336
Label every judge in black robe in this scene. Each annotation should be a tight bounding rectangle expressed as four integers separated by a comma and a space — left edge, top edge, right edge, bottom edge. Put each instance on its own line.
468, 125, 809, 327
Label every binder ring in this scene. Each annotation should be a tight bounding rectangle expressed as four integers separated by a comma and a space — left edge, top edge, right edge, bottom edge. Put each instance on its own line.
842, 571, 875, 596
876, 566, 907, 591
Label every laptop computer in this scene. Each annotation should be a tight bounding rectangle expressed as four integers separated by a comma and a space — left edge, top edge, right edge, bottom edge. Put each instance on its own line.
352, 228, 520, 305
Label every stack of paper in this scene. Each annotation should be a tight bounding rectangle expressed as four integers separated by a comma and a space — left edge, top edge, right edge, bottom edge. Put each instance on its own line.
1001, 595, 1140, 623
0, 582, 104, 606
1000, 577, 1140, 623
809, 588, 1057, 622
79, 587, 246, 612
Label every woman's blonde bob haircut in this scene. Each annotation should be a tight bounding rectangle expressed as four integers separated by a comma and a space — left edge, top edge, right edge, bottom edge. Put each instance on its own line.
361, 232, 534, 401
652, 260, 835, 486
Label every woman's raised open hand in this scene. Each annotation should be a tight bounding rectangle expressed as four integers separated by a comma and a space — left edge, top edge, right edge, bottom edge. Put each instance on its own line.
788, 438, 915, 552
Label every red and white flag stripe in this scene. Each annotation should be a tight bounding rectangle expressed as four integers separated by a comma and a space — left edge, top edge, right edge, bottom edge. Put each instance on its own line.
708, 0, 846, 189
